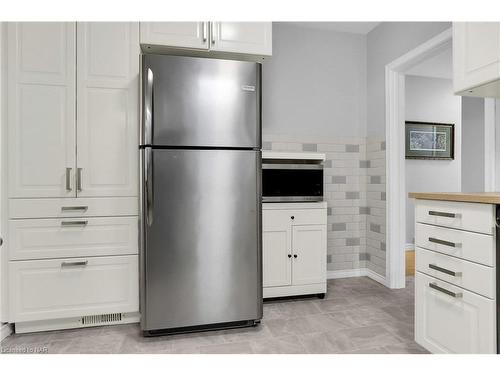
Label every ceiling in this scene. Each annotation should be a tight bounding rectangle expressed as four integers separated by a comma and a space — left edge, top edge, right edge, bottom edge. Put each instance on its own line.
405, 47, 453, 80
286, 22, 380, 35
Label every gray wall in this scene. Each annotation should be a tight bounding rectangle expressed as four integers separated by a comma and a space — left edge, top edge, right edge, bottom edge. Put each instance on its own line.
367, 22, 451, 137
263, 23, 367, 138
461, 97, 485, 193
405, 76, 462, 244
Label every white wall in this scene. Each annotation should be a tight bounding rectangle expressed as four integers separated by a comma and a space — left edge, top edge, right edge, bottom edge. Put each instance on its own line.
367, 22, 451, 137
405, 75, 462, 244
263, 23, 367, 138
461, 97, 485, 192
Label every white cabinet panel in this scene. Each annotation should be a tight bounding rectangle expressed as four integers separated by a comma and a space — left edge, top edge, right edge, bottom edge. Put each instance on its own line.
76, 22, 139, 197
292, 225, 327, 285
415, 199, 494, 234
211, 22, 272, 56
415, 272, 496, 354
454, 22, 500, 96
9, 197, 138, 219
7, 22, 76, 198
9, 255, 139, 322
140, 22, 208, 50
416, 247, 496, 299
415, 223, 495, 267
263, 227, 291, 288
9, 217, 138, 260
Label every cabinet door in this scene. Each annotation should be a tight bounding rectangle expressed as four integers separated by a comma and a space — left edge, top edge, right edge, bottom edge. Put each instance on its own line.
76, 22, 139, 197
7, 22, 76, 198
415, 272, 496, 354
292, 225, 326, 285
453, 22, 500, 94
263, 214, 292, 287
211, 22, 272, 56
140, 22, 208, 50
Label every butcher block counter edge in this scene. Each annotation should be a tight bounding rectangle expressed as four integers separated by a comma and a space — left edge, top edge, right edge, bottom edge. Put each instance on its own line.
409, 192, 500, 204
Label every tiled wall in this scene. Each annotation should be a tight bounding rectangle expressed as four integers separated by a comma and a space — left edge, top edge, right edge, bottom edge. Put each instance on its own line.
365, 138, 386, 277
263, 134, 379, 275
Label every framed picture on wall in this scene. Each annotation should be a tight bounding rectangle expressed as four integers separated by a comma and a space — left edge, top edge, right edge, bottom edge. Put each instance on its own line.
405, 121, 454, 160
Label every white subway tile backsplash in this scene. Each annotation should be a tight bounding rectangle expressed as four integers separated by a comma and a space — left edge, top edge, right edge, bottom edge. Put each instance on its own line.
262, 134, 387, 278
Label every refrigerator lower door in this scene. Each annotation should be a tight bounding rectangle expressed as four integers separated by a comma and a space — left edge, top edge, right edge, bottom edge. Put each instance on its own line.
141, 149, 262, 332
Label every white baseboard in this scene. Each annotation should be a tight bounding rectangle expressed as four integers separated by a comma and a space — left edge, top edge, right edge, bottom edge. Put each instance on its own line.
327, 268, 388, 287
327, 269, 366, 279
1, 323, 13, 342
15, 312, 140, 334
405, 243, 415, 251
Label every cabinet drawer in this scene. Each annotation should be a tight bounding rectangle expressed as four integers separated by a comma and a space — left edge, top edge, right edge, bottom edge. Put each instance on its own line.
263, 208, 326, 228
415, 223, 494, 266
9, 255, 139, 322
415, 272, 496, 354
416, 247, 495, 299
9, 197, 138, 219
9, 217, 138, 260
415, 200, 494, 234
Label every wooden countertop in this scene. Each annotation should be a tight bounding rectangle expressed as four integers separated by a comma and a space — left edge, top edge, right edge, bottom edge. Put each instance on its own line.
408, 192, 500, 204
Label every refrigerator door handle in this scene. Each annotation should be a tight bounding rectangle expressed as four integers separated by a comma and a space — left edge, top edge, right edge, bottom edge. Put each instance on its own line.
145, 68, 154, 146
145, 147, 154, 226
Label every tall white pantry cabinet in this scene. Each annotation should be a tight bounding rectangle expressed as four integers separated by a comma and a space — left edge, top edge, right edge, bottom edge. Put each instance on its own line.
3, 22, 140, 332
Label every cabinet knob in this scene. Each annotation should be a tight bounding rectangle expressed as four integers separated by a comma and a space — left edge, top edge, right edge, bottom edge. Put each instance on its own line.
288, 254, 292, 258
291, 216, 295, 220
293, 254, 298, 258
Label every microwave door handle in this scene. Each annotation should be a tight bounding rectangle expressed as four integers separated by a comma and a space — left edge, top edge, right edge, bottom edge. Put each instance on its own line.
144, 68, 154, 146
145, 147, 154, 226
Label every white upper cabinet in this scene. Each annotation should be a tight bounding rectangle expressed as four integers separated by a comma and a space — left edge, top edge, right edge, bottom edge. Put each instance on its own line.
76, 22, 139, 197
7, 23, 76, 198
453, 22, 500, 97
139, 22, 272, 57
140, 22, 209, 50
210, 22, 272, 56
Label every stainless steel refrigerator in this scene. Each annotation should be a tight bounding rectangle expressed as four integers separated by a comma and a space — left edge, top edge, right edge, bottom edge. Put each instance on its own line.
139, 54, 262, 336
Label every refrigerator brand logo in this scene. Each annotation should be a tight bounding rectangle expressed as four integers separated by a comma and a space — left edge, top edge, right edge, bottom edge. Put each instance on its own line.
241, 85, 255, 92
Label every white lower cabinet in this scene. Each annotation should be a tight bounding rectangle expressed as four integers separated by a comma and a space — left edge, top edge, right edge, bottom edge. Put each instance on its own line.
262, 203, 327, 298
413, 199, 497, 354
415, 272, 496, 354
9, 255, 139, 323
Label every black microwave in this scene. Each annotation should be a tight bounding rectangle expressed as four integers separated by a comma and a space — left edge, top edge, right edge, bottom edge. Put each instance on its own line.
262, 159, 324, 202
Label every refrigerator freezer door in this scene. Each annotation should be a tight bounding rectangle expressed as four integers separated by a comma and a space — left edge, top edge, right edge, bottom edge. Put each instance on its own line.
142, 54, 261, 148
141, 149, 262, 331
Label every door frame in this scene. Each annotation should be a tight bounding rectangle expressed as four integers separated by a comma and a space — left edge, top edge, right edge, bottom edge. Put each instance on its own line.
385, 28, 453, 289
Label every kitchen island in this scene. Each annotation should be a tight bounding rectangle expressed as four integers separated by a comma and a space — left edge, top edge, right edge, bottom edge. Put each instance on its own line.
409, 192, 499, 354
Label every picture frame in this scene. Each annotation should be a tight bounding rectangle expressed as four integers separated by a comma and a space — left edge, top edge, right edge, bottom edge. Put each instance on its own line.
405, 121, 454, 160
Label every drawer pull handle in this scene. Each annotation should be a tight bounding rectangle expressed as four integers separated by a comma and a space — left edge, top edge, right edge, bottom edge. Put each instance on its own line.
428, 210, 460, 218
61, 260, 88, 267
61, 206, 88, 212
429, 282, 462, 298
429, 263, 462, 277
428, 237, 461, 248
61, 220, 88, 227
